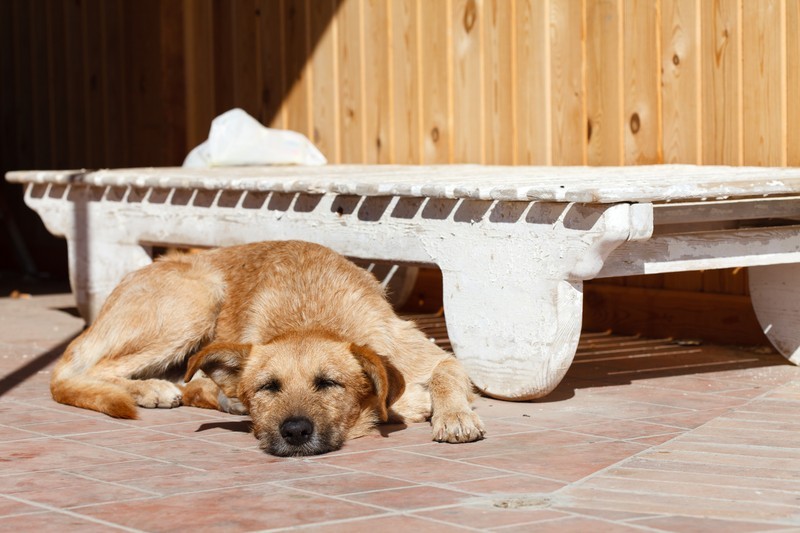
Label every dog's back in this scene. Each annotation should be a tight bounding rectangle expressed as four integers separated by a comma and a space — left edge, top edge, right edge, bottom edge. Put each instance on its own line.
205, 241, 395, 346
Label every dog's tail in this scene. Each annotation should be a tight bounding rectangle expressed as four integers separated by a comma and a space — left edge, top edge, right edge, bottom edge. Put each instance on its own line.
50, 364, 138, 419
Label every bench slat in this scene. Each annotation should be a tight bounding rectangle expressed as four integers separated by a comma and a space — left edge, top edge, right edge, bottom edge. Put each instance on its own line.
8, 164, 800, 203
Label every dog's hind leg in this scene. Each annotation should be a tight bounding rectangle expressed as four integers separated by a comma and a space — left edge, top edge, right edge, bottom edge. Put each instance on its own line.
51, 256, 226, 418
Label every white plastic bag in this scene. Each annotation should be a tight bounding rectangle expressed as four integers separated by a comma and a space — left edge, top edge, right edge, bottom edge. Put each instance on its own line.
183, 108, 327, 168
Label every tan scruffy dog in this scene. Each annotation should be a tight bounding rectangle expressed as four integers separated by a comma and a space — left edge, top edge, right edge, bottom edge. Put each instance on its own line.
51, 241, 485, 456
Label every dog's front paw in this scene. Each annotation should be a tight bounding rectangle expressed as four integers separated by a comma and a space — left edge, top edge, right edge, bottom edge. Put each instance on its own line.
431, 410, 485, 443
135, 380, 182, 409
217, 391, 248, 415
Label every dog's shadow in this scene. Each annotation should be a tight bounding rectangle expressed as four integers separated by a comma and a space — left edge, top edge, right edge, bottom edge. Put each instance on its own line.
194, 420, 252, 434
378, 423, 407, 437
193, 420, 408, 438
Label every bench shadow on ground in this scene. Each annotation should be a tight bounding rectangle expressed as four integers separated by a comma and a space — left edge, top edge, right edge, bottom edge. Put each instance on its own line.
534, 331, 788, 403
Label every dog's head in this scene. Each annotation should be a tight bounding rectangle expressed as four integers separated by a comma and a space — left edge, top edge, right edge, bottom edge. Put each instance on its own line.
185, 331, 404, 456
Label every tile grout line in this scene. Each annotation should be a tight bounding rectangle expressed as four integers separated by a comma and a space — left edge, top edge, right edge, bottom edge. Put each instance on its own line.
596, 465, 800, 498
0, 493, 146, 532
63, 470, 163, 498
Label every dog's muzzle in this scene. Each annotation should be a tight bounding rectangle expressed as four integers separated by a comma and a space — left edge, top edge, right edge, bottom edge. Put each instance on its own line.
258, 416, 341, 456
279, 416, 315, 447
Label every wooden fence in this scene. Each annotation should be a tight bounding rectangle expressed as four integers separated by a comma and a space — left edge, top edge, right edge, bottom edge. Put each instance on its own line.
3, 0, 798, 342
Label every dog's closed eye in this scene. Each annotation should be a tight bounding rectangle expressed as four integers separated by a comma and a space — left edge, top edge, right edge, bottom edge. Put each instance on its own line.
314, 376, 342, 391
259, 379, 282, 393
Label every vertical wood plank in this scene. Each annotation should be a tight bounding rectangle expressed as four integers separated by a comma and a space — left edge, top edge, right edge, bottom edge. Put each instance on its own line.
256, 0, 286, 129
700, 0, 742, 294
550, 0, 585, 165
420, 0, 451, 164
483, 0, 513, 164
29, 0, 51, 168
12, 0, 34, 167
82, 0, 107, 167
452, 0, 483, 164
44, 0, 69, 168
661, 0, 701, 164
183, 0, 216, 151
390, 0, 420, 163
124, 0, 164, 165
62, 0, 87, 165
212, 0, 235, 115
515, 0, 549, 164
160, 0, 187, 165
230, 0, 261, 118
284, 0, 311, 137
309, 0, 338, 162
586, 0, 623, 165
103, 0, 129, 167
337, 0, 364, 162
700, 0, 739, 164
788, 0, 800, 165
363, 0, 392, 163
0, 0, 15, 172
742, 0, 785, 166
623, 0, 661, 164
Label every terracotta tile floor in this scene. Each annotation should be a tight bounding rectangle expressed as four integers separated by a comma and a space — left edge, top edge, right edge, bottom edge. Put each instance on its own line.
2, 291, 800, 532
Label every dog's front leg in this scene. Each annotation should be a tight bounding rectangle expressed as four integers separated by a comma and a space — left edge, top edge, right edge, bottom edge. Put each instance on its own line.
182, 373, 248, 415
429, 358, 486, 443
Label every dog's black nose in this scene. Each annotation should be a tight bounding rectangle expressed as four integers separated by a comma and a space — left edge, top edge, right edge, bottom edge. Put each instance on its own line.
280, 416, 314, 446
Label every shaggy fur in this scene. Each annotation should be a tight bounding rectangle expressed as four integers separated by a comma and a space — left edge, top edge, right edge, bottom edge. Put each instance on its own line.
51, 241, 485, 455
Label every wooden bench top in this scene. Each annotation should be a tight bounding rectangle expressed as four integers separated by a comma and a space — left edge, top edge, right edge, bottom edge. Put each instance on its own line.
8, 164, 800, 204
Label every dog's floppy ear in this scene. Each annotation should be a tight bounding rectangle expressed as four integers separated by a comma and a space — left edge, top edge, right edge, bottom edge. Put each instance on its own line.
185, 343, 250, 398
350, 344, 405, 421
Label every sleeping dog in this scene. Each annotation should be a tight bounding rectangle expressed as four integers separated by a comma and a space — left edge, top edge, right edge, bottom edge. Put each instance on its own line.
51, 241, 485, 456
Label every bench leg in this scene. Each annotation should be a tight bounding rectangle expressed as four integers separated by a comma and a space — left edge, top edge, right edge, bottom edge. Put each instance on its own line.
441, 268, 583, 400
749, 264, 800, 364
67, 239, 152, 323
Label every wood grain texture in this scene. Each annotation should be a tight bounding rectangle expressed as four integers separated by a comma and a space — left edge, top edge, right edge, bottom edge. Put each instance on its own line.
700, 0, 740, 164
310, 0, 339, 162
661, 0, 700, 164
514, 0, 549, 164
742, 0, 785, 166
257, 0, 286, 128
550, 0, 585, 165
159, 0, 187, 167
230, 0, 262, 119
482, 0, 513, 165
363, 0, 392, 163
284, 0, 311, 138
586, 0, 623, 165
789, 0, 800, 165
623, 0, 662, 164
337, 0, 364, 162
183, 0, 215, 150
452, 0, 484, 164
390, 0, 421, 163
420, 0, 451, 164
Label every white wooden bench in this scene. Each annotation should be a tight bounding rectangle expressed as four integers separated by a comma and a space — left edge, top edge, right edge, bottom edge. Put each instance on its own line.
7, 165, 800, 400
